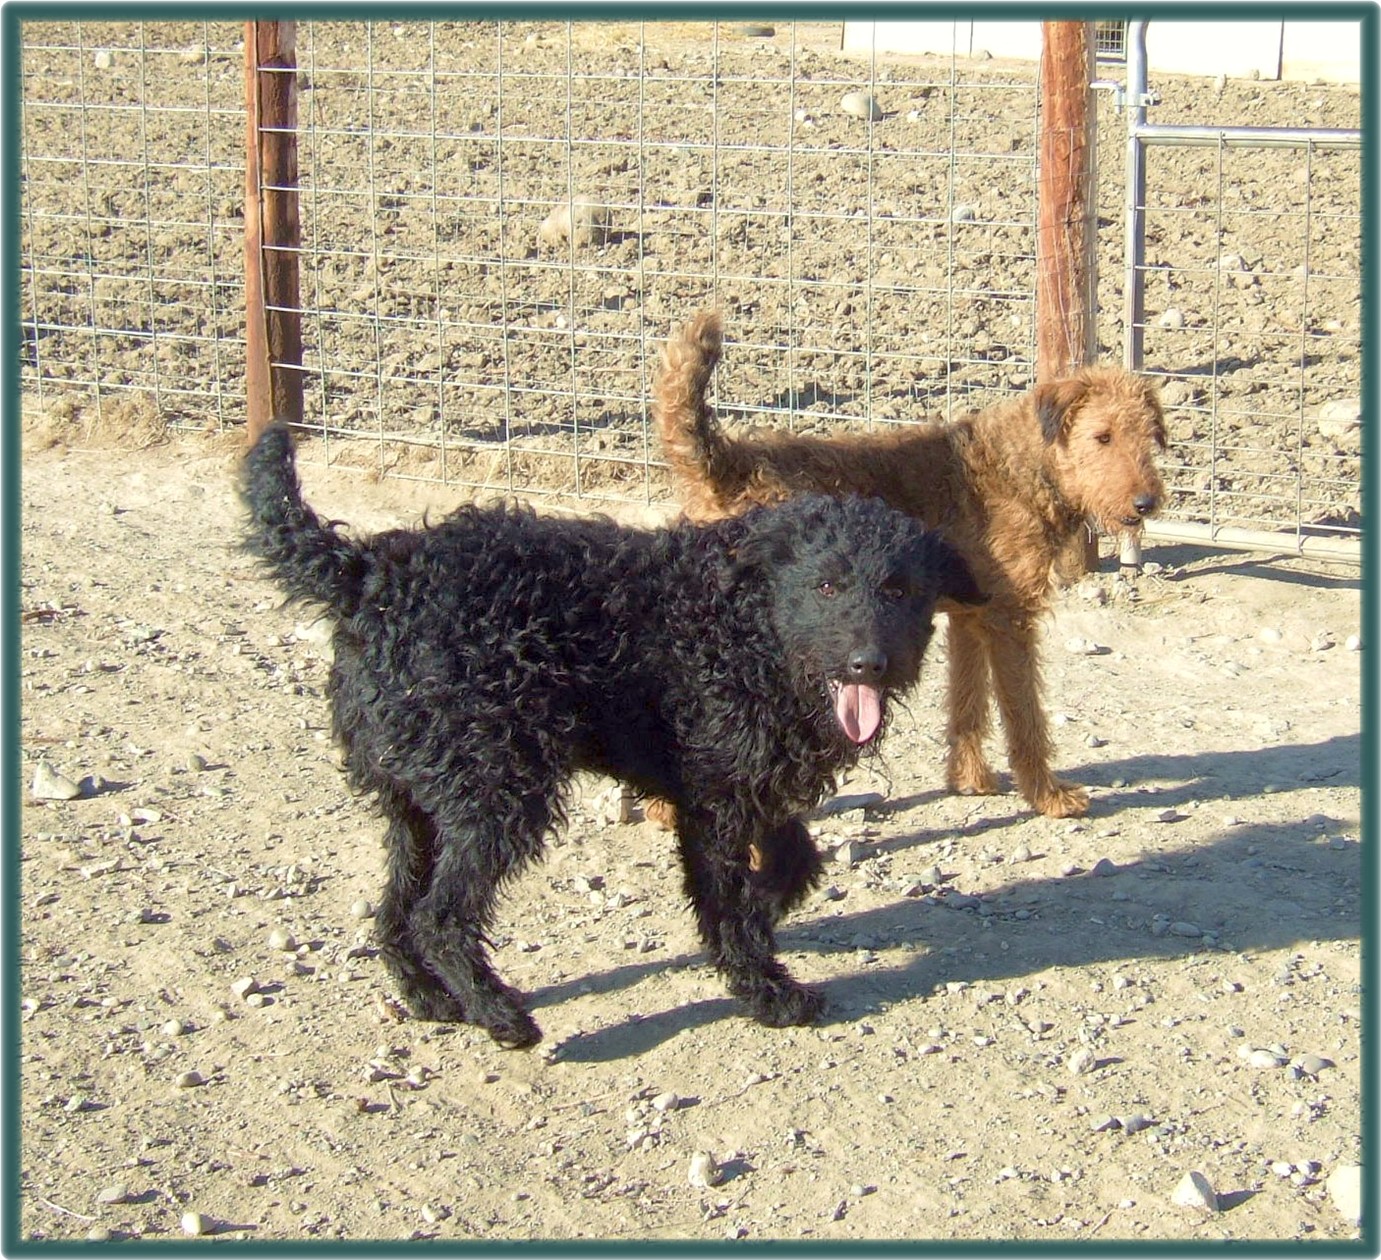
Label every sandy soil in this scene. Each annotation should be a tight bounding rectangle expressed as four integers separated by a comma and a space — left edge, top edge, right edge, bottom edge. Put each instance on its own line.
15, 425, 1362, 1244
13, 17, 1365, 1248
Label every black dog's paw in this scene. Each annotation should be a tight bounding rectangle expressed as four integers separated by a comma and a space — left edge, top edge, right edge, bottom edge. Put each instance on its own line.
404, 987, 467, 1024
485, 1009, 542, 1050
748, 979, 825, 1028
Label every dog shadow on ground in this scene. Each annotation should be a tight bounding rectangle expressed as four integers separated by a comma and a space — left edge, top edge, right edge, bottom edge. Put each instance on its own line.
544, 763, 1361, 1063
879, 731, 1360, 842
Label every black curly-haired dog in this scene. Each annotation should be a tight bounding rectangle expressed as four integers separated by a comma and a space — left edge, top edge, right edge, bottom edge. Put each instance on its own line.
243, 423, 983, 1048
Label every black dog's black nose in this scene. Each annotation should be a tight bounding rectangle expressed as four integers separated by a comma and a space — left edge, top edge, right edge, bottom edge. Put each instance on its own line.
1133, 493, 1158, 517
847, 648, 888, 681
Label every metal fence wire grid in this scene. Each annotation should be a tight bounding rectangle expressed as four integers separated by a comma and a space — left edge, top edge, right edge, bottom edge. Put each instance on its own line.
17, 19, 1364, 560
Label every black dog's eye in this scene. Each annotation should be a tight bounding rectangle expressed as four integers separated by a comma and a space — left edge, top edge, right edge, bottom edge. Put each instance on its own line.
817, 581, 837, 599
881, 583, 906, 602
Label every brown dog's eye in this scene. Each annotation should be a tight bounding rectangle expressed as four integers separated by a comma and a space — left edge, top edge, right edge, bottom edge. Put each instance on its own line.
817, 581, 837, 598
1095, 432, 1112, 445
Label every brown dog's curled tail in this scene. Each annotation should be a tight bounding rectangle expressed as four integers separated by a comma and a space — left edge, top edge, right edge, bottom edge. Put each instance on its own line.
654, 311, 747, 518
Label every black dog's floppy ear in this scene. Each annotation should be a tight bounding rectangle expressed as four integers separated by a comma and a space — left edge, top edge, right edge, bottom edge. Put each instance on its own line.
1034, 376, 1087, 444
920, 532, 987, 606
727, 501, 798, 582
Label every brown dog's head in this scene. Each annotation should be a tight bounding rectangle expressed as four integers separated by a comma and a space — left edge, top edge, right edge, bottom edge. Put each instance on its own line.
1035, 367, 1167, 533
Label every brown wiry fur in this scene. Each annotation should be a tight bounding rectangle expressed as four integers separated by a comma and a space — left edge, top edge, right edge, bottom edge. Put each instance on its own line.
655, 311, 1168, 818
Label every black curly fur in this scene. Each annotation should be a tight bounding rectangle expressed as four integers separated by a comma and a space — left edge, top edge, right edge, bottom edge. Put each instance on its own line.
242, 422, 984, 1048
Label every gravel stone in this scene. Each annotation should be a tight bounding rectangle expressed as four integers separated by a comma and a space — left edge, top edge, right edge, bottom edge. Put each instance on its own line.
1171, 1170, 1219, 1212
820, 791, 885, 815
688, 1151, 723, 1188
31, 760, 82, 801
839, 91, 883, 120
181, 1211, 212, 1236
267, 927, 297, 952
1067, 1047, 1097, 1076
538, 197, 611, 250
1326, 1164, 1361, 1225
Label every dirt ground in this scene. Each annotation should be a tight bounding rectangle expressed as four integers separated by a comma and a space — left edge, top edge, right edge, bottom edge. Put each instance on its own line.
13, 17, 1366, 1249
14, 423, 1362, 1245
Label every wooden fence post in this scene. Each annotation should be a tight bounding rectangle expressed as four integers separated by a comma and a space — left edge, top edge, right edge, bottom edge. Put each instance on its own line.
1037, 21, 1099, 570
244, 20, 303, 445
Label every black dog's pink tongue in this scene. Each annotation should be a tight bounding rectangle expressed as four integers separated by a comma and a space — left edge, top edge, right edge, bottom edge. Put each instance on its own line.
834, 683, 882, 744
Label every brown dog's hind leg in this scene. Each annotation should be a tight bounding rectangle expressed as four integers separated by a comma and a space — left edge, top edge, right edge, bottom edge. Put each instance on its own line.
985, 615, 1089, 818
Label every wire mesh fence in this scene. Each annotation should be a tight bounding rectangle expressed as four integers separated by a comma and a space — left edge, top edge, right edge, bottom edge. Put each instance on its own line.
16, 18, 1364, 556
18, 21, 246, 433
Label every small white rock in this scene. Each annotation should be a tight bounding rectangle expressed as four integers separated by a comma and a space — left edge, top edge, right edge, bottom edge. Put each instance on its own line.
538, 197, 611, 250
1345, 634, 1362, 651
839, 90, 883, 120
350, 898, 375, 920
1326, 1164, 1361, 1225
1171, 1170, 1219, 1212
230, 977, 259, 1000
267, 927, 296, 952
180, 1211, 212, 1236
1067, 1047, 1097, 1076
95, 1185, 129, 1205
651, 1091, 680, 1113
174, 1070, 206, 1089
1008, 844, 1033, 864
1316, 398, 1361, 443
834, 840, 863, 867
1156, 308, 1185, 330
688, 1151, 723, 1188
1247, 1048, 1287, 1069
31, 761, 82, 801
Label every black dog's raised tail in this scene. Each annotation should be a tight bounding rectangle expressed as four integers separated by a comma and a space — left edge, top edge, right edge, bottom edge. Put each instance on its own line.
242, 422, 368, 617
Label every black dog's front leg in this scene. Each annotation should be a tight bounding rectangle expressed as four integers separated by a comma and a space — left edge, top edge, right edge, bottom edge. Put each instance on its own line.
677, 810, 824, 1028
750, 816, 825, 923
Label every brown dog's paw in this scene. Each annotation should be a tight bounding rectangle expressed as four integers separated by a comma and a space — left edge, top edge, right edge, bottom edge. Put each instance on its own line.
946, 758, 1000, 798
643, 796, 677, 831
1032, 779, 1089, 819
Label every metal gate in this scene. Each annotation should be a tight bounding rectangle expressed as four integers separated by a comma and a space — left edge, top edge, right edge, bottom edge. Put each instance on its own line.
1117, 20, 1362, 563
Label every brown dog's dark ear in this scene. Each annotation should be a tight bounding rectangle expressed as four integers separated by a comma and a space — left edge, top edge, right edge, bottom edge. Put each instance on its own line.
1142, 380, 1169, 450
1034, 377, 1088, 444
